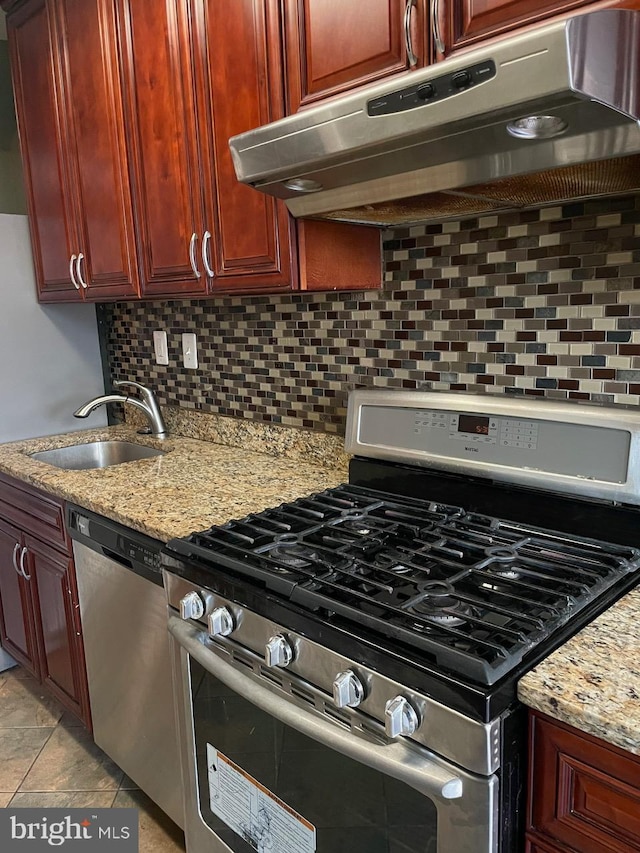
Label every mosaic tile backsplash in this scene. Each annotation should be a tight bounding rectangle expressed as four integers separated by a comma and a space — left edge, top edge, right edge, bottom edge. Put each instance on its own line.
103, 194, 640, 435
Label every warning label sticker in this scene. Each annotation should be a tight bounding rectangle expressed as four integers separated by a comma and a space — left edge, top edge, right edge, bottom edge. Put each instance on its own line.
207, 745, 317, 853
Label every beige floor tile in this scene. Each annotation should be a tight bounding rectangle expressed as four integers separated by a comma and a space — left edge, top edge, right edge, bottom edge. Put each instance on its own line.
0, 727, 53, 792
10, 791, 117, 808
0, 792, 13, 807
0, 673, 64, 728
3, 665, 31, 681
113, 789, 185, 853
19, 725, 123, 793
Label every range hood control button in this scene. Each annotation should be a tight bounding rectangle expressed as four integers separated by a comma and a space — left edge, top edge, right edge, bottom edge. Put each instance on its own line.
265, 635, 293, 668
384, 696, 419, 738
333, 670, 365, 708
416, 83, 435, 100
179, 591, 205, 621
451, 70, 471, 89
208, 607, 235, 637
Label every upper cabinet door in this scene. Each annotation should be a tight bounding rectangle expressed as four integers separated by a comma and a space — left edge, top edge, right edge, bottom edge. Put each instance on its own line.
117, 0, 209, 297
446, 0, 596, 53
194, 0, 293, 291
55, 0, 139, 300
7, 0, 81, 302
283, 0, 423, 112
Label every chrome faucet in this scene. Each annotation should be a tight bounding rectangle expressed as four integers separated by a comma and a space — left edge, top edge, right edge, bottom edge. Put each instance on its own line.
74, 380, 168, 439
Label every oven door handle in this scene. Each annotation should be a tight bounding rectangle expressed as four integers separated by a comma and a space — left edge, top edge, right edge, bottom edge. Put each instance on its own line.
168, 617, 464, 802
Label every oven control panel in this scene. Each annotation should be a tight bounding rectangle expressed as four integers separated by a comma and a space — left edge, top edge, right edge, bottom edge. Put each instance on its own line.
348, 392, 634, 492
415, 411, 539, 450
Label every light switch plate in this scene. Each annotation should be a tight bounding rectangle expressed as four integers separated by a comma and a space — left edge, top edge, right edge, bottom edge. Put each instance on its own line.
153, 330, 169, 365
182, 333, 198, 369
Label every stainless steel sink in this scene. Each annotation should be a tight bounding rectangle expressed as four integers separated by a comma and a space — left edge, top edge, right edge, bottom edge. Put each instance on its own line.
30, 440, 165, 470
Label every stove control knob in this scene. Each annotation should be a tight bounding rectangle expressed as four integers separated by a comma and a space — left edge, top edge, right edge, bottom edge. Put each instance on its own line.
179, 591, 205, 621
265, 635, 293, 668
384, 696, 419, 739
208, 607, 235, 638
333, 670, 365, 709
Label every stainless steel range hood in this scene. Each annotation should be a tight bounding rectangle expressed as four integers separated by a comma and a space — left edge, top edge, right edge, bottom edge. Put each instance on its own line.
229, 9, 640, 227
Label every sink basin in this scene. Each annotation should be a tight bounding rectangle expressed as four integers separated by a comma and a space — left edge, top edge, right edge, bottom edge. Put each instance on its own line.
30, 440, 165, 470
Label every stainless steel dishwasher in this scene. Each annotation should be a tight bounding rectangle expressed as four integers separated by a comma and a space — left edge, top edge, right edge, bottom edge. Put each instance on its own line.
67, 505, 184, 829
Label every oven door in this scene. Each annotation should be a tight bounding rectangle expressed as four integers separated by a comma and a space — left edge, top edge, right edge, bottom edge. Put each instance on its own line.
168, 616, 498, 853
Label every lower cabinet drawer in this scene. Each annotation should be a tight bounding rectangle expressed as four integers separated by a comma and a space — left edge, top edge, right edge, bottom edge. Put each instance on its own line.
0, 473, 67, 552
528, 712, 640, 853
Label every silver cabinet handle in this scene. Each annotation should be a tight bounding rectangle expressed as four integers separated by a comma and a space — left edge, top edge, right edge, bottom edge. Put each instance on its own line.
404, 0, 418, 67
19, 546, 30, 581
69, 254, 80, 289
189, 232, 201, 278
430, 0, 445, 55
76, 252, 87, 289
202, 231, 214, 278
12, 543, 21, 576
168, 617, 464, 802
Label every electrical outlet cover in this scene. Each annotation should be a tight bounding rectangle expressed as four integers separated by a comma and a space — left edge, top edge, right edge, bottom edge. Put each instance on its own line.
182, 333, 198, 369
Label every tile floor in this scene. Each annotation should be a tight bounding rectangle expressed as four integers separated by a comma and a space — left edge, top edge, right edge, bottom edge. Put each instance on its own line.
0, 665, 185, 853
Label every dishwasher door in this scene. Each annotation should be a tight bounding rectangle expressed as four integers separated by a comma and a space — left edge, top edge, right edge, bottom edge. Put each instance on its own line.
73, 540, 183, 828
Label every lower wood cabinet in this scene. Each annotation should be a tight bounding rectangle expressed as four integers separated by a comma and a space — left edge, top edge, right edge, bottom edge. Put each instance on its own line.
0, 474, 90, 727
527, 710, 640, 852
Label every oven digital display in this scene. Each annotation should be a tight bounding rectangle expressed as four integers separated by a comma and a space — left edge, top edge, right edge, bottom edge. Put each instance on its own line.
458, 414, 490, 436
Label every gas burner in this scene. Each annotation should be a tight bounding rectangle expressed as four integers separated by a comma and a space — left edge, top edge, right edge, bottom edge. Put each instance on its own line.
371, 551, 414, 574
404, 581, 474, 627
265, 542, 318, 570
479, 544, 523, 580
337, 518, 376, 536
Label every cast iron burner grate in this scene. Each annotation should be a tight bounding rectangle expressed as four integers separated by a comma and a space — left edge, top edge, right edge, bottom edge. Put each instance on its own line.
167, 483, 640, 684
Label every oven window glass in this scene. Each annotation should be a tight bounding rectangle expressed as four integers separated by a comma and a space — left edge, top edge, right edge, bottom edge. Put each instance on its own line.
190, 659, 438, 853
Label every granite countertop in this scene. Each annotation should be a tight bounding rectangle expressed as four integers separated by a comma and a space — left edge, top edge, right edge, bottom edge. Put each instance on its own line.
0, 424, 348, 542
518, 587, 640, 755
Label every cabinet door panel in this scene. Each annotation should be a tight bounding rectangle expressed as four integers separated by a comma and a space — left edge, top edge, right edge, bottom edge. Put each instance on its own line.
0, 522, 38, 675
7, 0, 79, 302
529, 712, 640, 853
26, 535, 89, 724
449, 0, 594, 50
197, 0, 293, 290
56, 0, 139, 299
118, 0, 208, 296
284, 0, 415, 111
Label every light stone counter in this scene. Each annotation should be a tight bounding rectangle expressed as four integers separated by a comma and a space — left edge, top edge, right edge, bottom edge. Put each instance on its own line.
518, 587, 640, 755
0, 421, 348, 542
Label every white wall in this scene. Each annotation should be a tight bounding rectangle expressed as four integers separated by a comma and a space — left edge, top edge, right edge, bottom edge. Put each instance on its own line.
0, 213, 106, 442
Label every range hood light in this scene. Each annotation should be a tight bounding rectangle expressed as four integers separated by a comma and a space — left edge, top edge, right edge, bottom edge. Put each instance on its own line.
506, 115, 569, 140
282, 178, 324, 193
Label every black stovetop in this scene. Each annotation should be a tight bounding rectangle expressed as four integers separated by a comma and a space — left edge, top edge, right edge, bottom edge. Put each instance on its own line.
163, 458, 640, 721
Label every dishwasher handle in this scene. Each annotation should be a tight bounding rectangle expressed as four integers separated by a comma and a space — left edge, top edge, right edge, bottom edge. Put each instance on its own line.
168, 616, 464, 803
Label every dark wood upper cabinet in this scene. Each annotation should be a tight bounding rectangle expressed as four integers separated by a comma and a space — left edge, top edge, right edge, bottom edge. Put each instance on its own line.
7, 0, 139, 301
117, 0, 209, 297
118, 0, 293, 297
444, 0, 597, 53
7, 0, 80, 302
283, 0, 425, 112
194, 0, 293, 291
55, 0, 139, 300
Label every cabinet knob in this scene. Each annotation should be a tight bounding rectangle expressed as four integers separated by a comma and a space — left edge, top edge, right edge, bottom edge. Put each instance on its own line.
265, 634, 293, 668
333, 670, 365, 708
179, 591, 205, 621
208, 606, 234, 638
384, 696, 419, 738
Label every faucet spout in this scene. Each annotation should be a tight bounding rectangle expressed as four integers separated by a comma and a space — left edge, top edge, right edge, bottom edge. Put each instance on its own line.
74, 382, 167, 438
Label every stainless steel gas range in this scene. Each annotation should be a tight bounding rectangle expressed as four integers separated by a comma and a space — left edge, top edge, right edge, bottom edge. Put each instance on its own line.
163, 391, 640, 853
